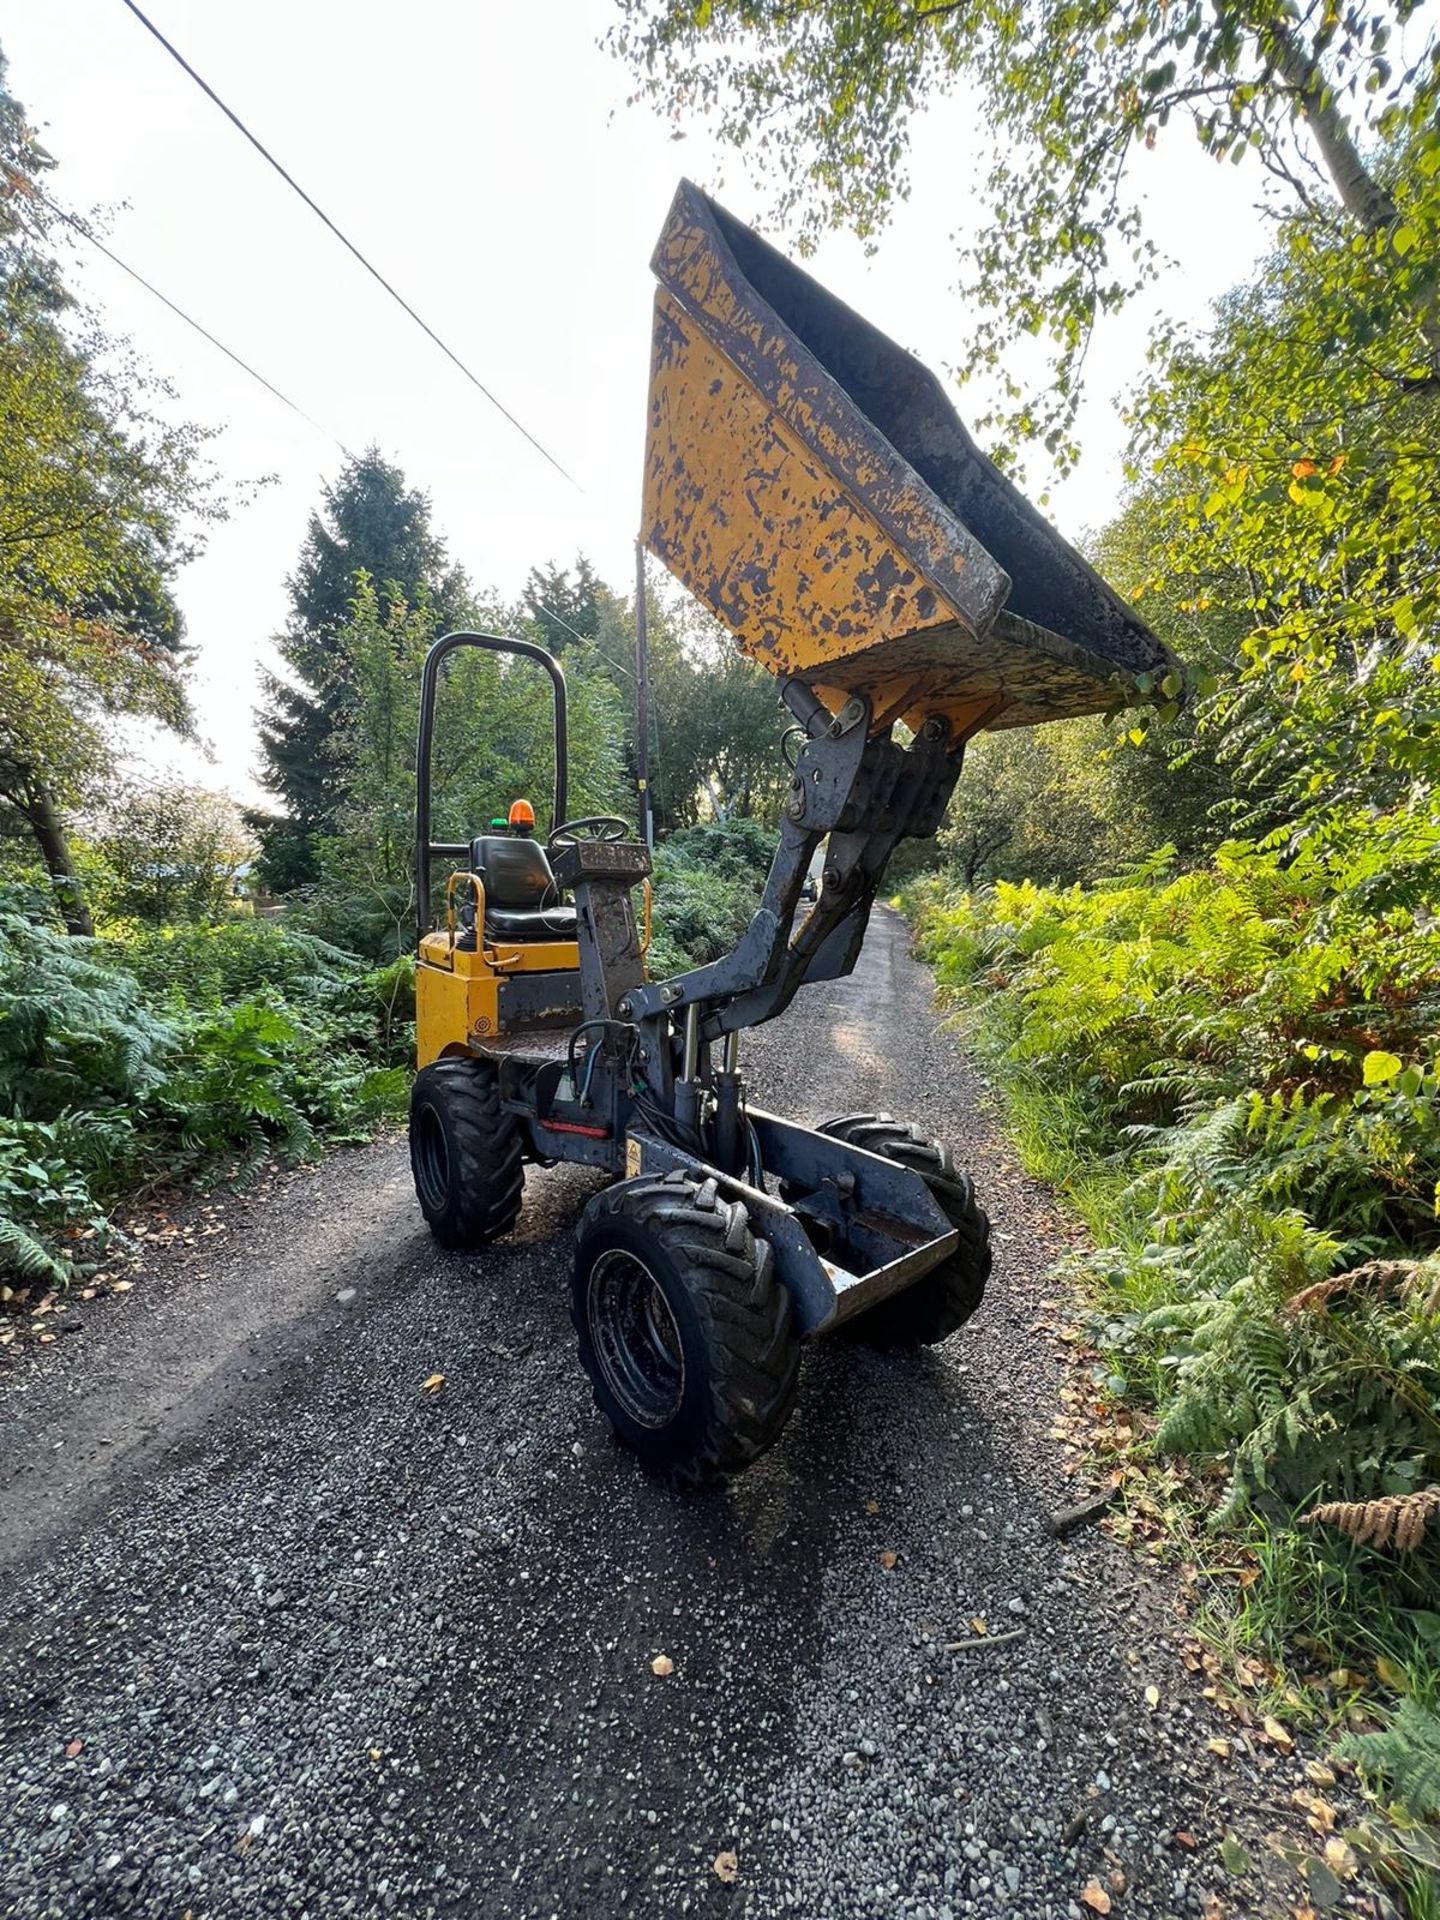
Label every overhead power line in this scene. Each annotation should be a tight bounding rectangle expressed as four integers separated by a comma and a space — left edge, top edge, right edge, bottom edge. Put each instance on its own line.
38, 188, 344, 447
118, 0, 580, 490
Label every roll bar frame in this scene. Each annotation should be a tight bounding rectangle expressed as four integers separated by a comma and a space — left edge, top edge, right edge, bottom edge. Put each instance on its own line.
414, 631, 569, 948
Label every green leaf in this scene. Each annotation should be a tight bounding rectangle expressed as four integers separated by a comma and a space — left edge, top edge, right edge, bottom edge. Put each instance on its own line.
1218, 1835, 1252, 1874
1362, 1050, 1403, 1085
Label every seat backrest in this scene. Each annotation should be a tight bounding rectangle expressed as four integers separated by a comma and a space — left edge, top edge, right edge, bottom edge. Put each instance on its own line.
471, 834, 557, 908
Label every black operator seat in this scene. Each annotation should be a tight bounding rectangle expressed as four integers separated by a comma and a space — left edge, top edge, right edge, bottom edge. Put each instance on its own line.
470, 834, 578, 940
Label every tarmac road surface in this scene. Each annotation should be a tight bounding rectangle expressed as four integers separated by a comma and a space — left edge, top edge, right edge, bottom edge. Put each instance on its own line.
0, 910, 1366, 1918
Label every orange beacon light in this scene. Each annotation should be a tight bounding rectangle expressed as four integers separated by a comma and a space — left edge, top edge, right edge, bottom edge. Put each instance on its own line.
508, 798, 536, 833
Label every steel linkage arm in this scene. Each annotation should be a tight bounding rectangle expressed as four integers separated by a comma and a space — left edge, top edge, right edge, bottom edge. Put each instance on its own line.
619, 682, 970, 1040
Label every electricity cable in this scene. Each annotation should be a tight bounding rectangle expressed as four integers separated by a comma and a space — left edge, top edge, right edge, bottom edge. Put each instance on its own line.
117, 0, 579, 489
35, 187, 344, 448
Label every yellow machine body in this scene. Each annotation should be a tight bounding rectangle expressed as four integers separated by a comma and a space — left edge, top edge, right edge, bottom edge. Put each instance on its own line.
416, 933, 581, 1060
414, 874, 650, 1067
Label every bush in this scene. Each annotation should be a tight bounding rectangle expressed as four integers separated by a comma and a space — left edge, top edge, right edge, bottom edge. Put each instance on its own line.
0, 908, 412, 1285
648, 818, 771, 977
904, 826, 1440, 1724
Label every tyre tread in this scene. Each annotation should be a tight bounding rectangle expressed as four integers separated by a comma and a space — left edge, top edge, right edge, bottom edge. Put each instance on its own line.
817, 1113, 991, 1347
410, 1058, 524, 1249
573, 1171, 800, 1486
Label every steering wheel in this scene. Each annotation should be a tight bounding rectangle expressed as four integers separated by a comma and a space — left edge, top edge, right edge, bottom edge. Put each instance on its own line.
548, 815, 631, 851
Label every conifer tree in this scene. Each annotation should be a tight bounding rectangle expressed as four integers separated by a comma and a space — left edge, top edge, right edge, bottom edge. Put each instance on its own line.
253, 449, 471, 888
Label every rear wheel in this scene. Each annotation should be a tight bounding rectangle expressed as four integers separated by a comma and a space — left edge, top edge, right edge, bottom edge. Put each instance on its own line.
572, 1171, 801, 1486
814, 1113, 991, 1347
409, 1057, 524, 1249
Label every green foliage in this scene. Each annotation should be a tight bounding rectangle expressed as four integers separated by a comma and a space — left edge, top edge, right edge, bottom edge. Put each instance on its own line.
906, 837, 1440, 1682
1100, 122, 1440, 850
253, 448, 473, 889
939, 718, 1165, 888
83, 781, 255, 927
294, 576, 630, 960
1344, 1701, 1440, 1822
611, 2, 1439, 470
590, 586, 789, 830
1, 47, 222, 931
522, 556, 605, 656
648, 818, 771, 978
0, 907, 411, 1285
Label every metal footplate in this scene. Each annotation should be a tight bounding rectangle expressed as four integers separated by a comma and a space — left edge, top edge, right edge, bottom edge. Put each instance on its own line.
626, 1107, 957, 1336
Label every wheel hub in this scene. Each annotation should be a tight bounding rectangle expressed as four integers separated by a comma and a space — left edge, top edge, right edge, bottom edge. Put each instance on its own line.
587, 1247, 684, 1428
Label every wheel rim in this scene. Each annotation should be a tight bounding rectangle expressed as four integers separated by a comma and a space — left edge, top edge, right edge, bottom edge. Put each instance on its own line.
414, 1104, 450, 1211
587, 1246, 685, 1429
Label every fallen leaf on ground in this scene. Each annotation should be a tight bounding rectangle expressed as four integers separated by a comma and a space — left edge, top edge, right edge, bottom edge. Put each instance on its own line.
1374, 1653, 1408, 1691
64, 1739, 83, 1758
1080, 1879, 1111, 1914
109, 1280, 133, 1293
1299, 1859, 1342, 1906
1262, 1715, 1294, 1752
368, 1748, 382, 1762
1144, 1685, 1160, 1709
1218, 1835, 1251, 1874
713, 1851, 738, 1883
650, 1655, 674, 1677
1175, 1831, 1197, 1850
421, 1373, 445, 1393
970, 1616, 987, 1635
1296, 1792, 1335, 1834
1303, 1761, 1336, 1788
879, 1550, 898, 1570
1322, 1837, 1357, 1880
863, 1500, 880, 1515
1206, 1738, 1231, 1758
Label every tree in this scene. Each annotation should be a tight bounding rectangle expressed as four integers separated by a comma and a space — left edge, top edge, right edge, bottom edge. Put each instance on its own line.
87, 781, 255, 926
0, 44, 219, 933
611, 1, 1438, 469
1095, 125, 1438, 863
592, 585, 787, 830
254, 449, 472, 889
523, 556, 605, 655
939, 721, 1151, 888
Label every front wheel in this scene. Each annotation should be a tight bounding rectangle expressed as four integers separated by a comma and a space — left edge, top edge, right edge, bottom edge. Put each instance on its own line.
409, 1057, 524, 1249
572, 1172, 801, 1487
814, 1113, 991, 1347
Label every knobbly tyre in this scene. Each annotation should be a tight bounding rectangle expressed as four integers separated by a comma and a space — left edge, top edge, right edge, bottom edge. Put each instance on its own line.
408, 183, 1176, 1485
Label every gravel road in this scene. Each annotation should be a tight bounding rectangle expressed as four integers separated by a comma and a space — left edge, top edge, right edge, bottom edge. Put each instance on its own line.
1, 910, 1369, 1919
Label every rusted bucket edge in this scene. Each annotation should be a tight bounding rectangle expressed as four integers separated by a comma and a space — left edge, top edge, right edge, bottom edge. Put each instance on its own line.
650, 185, 1008, 641
650, 183, 1137, 700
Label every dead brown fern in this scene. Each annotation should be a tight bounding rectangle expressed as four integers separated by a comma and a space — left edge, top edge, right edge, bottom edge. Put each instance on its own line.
1302, 1486, 1440, 1552
1285, 1259, 1420, 1318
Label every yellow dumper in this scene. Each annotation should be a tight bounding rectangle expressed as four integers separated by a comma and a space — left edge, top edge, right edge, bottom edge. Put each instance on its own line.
408, 183, 1174, 1485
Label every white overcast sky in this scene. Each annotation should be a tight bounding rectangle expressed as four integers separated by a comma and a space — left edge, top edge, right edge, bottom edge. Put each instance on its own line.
6, 0, 1276, 803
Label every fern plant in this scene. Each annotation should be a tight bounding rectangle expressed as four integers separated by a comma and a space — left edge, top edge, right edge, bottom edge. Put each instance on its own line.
1343, 1701, 1440, 1822
0, 910, 413, 1286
